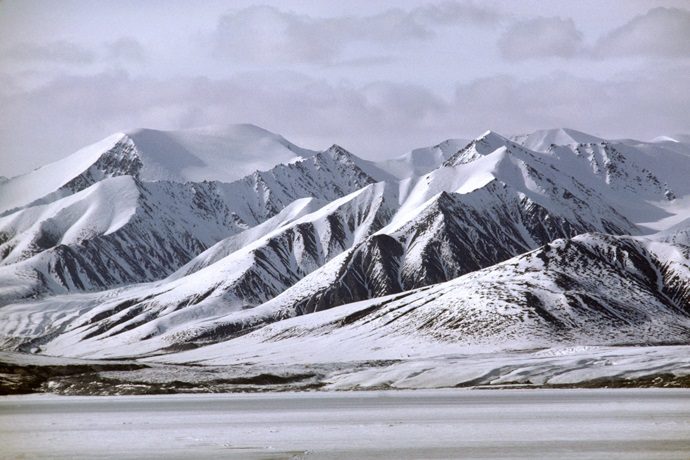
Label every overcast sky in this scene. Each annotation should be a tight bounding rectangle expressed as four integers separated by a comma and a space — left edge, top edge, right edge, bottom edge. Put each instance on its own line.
1, 0, 689, 177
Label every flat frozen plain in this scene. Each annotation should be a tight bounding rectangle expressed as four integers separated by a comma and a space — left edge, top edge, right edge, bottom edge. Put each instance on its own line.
2, 389, 689, 459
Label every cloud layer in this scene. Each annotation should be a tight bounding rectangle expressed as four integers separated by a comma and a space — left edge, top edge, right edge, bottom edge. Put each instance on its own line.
0, 2, 688, 177
2, 61, 688, 176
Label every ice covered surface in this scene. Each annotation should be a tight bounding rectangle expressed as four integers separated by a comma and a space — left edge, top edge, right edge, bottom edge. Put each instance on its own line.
2, 388, 689, 459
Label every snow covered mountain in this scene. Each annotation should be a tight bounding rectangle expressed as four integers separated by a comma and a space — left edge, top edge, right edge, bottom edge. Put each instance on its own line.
163, 230, 690, 365
0, 137, 381, 302
0, 125, 689, 361
0, 124, 314, 214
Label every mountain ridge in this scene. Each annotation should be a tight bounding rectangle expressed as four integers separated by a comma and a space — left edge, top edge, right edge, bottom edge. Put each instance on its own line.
0, 125, 689, 362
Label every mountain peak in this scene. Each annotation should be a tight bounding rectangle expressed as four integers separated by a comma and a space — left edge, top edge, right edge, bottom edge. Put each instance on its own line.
321, 144, 360, 167
442, 130, 513, 167
512, 128, 603, 152
375, 138, 470, 180
324, 144, 351, 156
478, 129, 508, 140
0, 132, 131, 214
122, 124, 317, 183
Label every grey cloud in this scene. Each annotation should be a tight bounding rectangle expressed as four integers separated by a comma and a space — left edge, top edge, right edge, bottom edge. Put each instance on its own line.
497, 16, 584, 61
105, 37, 147, 62
212, 2, 501, 64
411, 1, 503, 25
594, 7, 690, 58
1, 40, 96, 64
212, 6, 339, 64
497, 7, 690, 61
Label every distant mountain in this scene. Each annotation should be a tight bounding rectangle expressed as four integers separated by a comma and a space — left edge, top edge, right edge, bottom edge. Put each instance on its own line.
0, 126, 689, 361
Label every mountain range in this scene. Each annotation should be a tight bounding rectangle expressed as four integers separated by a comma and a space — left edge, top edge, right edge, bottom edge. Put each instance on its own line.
1, 124, 689, 364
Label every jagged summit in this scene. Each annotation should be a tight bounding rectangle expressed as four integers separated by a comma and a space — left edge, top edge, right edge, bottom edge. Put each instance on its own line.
442, 130, 526, 167
321, 144, 353, 160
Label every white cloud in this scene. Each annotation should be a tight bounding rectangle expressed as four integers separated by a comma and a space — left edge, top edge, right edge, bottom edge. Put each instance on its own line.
0, 70, 449, 175
497, 17, 584, 61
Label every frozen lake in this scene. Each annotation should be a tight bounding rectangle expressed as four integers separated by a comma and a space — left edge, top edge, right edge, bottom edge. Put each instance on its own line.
1, 389, 689, 459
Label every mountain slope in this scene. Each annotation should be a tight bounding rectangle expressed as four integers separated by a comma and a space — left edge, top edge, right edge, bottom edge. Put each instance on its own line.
0, 139, 379, 303
163, 231, 690, 365
108, 130, 689, 350
0, 181, 398, 355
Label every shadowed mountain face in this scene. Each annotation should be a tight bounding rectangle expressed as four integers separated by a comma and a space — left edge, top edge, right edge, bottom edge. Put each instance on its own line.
0, 126, 689, 360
